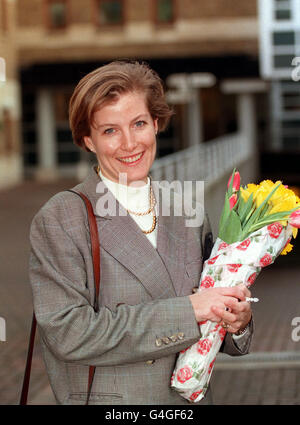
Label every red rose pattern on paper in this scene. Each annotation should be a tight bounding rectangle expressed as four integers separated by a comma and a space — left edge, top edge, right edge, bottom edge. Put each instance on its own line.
218, 242, 229, 251
208, 359, 215, 375
174, 224, 291, 400
267, 222, 283, 239
207, 255, 219, 265
198, 320, 208, 326
237, 238, 251, 250
227, 264, 242, 273
197, 338, 212, 356
200, 276, 215, 288
177, 365, 193, 383
282, 237, 292, 251
219, 327, 227, 341
209, 323, 220, 334
259, 253, 273, 267
247, 272, 257, 286
189, 390, 203, 402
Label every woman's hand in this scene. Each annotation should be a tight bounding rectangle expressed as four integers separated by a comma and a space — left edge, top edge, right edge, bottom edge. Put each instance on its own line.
211, 285, 252, 334
189, 285, 252, 332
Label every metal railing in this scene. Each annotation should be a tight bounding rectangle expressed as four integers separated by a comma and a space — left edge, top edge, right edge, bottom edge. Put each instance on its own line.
150, 132, 250, 186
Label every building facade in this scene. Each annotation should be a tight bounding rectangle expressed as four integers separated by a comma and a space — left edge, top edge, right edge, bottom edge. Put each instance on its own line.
0, 0, 22, 188
2, 0, 265, 180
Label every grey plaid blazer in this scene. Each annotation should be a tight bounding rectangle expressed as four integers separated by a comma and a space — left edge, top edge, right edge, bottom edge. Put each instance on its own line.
29, 166, 252, 405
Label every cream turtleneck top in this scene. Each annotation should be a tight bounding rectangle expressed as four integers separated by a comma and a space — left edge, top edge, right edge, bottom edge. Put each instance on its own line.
98, 168, 157, 248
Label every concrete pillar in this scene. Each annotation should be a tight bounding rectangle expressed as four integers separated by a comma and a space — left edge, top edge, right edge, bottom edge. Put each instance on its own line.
187, 90, 202, 147
35, 88, 58, 180
221, 79, 269, 180
166, 73, 216, 147
237, 93, 256, 156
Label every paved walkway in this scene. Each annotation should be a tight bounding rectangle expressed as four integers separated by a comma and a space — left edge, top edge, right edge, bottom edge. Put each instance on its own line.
0, 179, 299, 405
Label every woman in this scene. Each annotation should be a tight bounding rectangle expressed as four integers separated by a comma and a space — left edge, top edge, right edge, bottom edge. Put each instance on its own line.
29, 60, 253, 405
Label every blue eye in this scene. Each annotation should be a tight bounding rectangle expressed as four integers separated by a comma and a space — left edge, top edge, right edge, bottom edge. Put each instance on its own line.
136, 120, 146, 127
104, 128, 115, 135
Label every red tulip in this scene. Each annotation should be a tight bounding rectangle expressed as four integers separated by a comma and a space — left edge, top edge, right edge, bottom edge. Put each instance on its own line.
227, 171, 241, 192
290, 209, 300, 228
229, 194, 237, 210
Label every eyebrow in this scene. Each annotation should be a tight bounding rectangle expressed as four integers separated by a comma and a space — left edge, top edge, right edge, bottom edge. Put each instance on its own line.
95, 113, 149, 129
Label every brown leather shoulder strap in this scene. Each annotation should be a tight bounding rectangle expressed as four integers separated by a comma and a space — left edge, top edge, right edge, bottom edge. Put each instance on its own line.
20, 190, 101, 405
19, 314, 37, 405
76, 191, 100, 311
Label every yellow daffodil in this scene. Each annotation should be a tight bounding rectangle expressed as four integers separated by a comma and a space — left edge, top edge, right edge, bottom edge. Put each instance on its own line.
280, 242, 293, 255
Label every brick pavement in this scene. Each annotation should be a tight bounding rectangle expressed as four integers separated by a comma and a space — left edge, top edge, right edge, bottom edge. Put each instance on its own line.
0, 179, 299, 405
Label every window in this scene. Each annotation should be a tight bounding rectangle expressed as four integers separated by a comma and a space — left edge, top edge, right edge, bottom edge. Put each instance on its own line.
155, 0, 174, 24
97, 0, 123, 26
273, 0, 292, 21
48, 0, 67, 29
273, 31, 295, 45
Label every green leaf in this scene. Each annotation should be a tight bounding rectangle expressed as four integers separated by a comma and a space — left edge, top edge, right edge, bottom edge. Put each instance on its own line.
241, 182, 282, 237
240, 193, 254, 226
218, 209, 242, 244
245, 206, 299, 235
218, 192, 230, 234
237, 191, 248, 216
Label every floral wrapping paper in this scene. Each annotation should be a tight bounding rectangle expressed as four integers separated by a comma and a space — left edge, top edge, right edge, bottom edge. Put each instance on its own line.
171, 222, 293, 403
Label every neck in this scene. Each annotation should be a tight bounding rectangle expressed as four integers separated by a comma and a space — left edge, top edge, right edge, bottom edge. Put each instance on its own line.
97, 166, 149, 188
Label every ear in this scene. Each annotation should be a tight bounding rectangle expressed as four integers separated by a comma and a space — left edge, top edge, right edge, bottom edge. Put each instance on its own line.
83, 136, 95, 153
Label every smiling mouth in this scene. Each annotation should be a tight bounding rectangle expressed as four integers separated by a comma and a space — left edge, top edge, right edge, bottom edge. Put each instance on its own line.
117, 152, 144, 164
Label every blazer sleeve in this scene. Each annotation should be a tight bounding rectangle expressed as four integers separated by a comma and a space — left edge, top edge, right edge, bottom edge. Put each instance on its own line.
29, 206, 202, 368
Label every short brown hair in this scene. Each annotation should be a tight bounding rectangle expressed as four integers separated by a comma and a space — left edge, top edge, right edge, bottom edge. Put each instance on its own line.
69, 60, 173, 151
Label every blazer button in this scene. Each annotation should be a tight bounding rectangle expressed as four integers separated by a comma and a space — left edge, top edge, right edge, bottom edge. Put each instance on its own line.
170, 335, 178, 342
177, 332, 185, 340
146, 360, 155, 365
162, 337, 170, 345
155, 338, 162, 347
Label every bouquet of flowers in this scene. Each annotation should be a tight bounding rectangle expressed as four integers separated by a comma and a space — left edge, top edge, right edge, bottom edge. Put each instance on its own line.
171, 170, 300, 403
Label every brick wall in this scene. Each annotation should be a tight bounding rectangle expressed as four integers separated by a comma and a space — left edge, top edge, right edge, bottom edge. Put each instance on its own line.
69, 0, 91, 25
177, 0, 257, 20
0, 0, 22, 185
16, 0, 258, 28
127, 0, 151, 22
16, 0, 44, 27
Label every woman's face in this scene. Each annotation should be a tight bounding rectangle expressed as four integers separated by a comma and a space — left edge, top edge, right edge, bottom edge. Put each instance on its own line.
84, 91, 158, 185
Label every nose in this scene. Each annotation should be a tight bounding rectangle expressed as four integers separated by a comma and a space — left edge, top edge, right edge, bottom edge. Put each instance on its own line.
121, 129, 137, 152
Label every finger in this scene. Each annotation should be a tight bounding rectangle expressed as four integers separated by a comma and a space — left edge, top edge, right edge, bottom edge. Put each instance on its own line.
227, 324, 241, 334
229, 300, 251, 314
211, 306, 237, 324
240, 284, 251, 298
217, 287, 247, 301
223, 296, 240, 311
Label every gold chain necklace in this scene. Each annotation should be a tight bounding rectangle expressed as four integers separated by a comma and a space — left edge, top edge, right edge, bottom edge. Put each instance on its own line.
126, 185, 157, 234
96, 165, 157, 234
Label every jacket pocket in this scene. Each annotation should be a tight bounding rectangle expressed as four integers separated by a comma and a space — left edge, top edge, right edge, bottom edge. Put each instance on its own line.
68, 392, 123, 402
185, 259, 203, 279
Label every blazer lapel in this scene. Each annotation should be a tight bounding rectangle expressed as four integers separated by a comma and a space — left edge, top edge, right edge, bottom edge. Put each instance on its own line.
75, 167, 176, 300
155, 182, 188, 297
